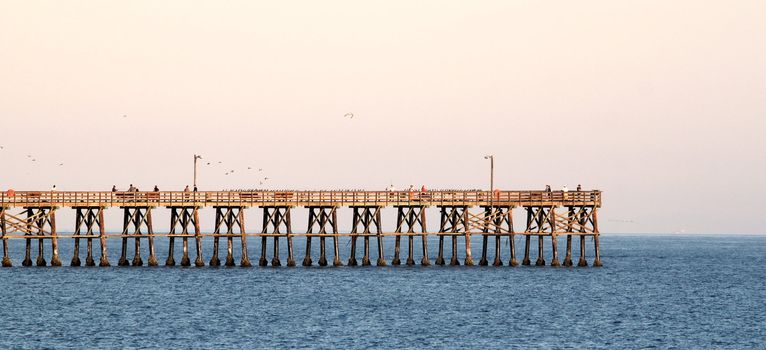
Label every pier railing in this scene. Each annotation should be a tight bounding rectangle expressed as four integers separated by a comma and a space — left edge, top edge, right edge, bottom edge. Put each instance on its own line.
0, 190, 601, 208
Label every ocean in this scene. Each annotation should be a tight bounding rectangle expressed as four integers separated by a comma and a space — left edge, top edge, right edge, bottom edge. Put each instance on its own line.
0, 235, 764, 349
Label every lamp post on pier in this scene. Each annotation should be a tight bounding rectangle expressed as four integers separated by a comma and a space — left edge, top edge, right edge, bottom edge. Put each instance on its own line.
193, 154, 203, 188
484, 155, 494, 208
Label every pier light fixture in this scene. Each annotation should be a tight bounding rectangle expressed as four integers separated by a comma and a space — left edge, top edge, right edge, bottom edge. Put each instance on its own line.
484, 155, 494, 207
194, 154, 203, 188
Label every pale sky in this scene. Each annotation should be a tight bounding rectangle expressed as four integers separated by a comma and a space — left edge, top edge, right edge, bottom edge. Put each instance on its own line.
1, 1, 764, 234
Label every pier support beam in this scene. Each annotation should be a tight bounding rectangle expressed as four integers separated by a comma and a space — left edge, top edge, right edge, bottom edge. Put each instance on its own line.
304, 206, 340, 267
71, 207, 105, 266
393, 206, 428, 266
1, 208, 11, 267
348, 206, 385, 266
168, 206, 203, 267
523, 206, 556, 267
437, 206, 470, 266
210, 206, 249, 267
260, 206, 294, 267
118, 206, 155, 267
478, 206, 514, 267
563, 206, 575, 267
18, 207, 61, 267
592, 208, 602, 267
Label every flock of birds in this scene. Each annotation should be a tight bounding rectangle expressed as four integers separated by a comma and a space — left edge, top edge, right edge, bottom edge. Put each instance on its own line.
0, 112, 357, 186
0, 145, 65, 168
205, 160, 270, 185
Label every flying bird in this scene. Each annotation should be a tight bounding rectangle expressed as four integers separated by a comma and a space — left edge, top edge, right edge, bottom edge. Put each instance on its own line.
344, 113, 354, 119
206, 162, 211, 165
122, 115, 127, 118
218, 161, 222, 164
264, 177, 269, 180
258, 168, 262, 172
247, 167, 252, 170
58, 163, 64, 166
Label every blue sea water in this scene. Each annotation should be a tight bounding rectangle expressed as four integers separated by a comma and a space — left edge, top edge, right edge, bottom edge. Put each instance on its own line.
0, 235, 764, 349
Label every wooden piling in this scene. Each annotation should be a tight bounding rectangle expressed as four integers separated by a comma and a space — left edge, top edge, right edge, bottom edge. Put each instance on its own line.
98, 208, 109, 267
180, 208, 192, 266
462, 207, 473, 266
374, 207, 386, 266
146, 209, 157, 266
563, 235, 573, 267
239, 208, 251, 267
226, 210, 235, 267
21, 208, 31, 266
593, 208, 602, 267
392, 207, 404, 266
348, 207, 360, 266
535, 235, 545, 266
84, 210, 96, 266
166, 209, 178, 266
131, 210, 142, 266
285, 208, 295, 267
436, 207, 447, 266
271, 226, 281, 266
0, 208, 10, 267
118, 208, 129, 266
479, 206, 490, 266
72, 209, 84, 266
578, 235, 588, 267
303, 208, 316, 266
420, 208, 430, 266
193, 208, 204, 267
435, 235, 445, 266
550, 234, 560, 267
331, 208, 341, 267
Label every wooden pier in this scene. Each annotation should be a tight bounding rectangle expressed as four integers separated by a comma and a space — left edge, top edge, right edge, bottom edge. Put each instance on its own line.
0, 190, 602, 267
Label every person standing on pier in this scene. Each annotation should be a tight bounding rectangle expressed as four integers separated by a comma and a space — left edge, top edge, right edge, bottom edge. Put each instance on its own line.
545, 185, 551, 192
193, 185, 198, 192
577, 184, 582, 191
153, 185, 159, 192
563, 185, 569, 200
128, 184, 135, 192
183, 185, 190, 192
112, 185, 117, 192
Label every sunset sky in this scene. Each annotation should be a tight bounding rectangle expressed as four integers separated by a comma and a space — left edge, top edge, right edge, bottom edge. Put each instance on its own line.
1, 1, 764, 234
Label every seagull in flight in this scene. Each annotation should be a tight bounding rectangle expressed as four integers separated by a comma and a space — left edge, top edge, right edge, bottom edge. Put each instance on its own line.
122, 115, 128, 118
258, 168, 263, 172
58, 163, 64, 166
344, 112, 354, 119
